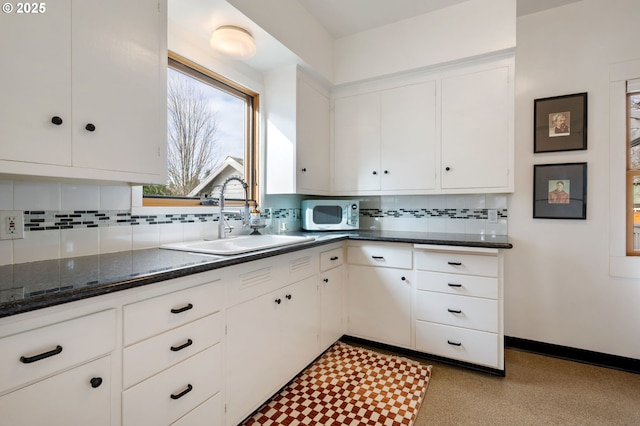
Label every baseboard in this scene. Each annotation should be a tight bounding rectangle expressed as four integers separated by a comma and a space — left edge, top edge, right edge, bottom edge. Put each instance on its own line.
505, 336, 640, 375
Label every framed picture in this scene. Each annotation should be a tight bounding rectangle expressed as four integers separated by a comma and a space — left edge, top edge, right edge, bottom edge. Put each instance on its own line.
534, 92, 587, 153
533, 162, 587, 219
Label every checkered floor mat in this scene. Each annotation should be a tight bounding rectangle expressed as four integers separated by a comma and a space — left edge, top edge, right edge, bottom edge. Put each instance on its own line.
242, 341, 432, 425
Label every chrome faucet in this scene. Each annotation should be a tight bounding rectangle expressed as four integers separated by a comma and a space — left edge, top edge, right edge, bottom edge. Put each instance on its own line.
218, 176, 250, 239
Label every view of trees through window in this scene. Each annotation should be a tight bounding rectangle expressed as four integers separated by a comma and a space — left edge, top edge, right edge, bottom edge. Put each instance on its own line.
628, 91, 640, 254
144, 58, 250, 198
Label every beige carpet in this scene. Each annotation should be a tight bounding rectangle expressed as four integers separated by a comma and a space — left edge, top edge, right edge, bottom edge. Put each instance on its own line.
243, 342, 432, 425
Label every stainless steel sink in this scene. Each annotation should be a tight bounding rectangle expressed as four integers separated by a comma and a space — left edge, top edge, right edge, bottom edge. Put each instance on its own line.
160, 234, 315, 255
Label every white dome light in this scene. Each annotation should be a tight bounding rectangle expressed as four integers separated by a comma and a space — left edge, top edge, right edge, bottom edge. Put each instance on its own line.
210, 25, 256, 60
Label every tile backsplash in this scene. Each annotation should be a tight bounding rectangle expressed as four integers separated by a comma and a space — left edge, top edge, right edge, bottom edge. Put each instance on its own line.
0, 179, 508, 265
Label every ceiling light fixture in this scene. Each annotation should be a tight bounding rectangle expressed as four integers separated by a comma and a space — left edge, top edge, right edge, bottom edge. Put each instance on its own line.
210, 25, 256, 60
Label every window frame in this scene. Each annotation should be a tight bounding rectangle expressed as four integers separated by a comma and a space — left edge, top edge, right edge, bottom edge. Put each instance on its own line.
142, 51, 259, 207
626, 88, 640, 256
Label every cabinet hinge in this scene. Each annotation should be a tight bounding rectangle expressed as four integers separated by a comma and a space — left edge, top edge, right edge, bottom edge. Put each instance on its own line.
225, 403, 227, 413
225, 325, 228, 335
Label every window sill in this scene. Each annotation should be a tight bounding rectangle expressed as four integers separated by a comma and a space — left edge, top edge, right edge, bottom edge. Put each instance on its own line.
610, 256, 640, 278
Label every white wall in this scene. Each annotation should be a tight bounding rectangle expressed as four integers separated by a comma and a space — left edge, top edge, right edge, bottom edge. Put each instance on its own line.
507, 0, 640, 359
333, 0, 515, 85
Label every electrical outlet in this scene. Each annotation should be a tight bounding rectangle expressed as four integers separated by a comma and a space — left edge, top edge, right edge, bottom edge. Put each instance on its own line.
487, 209, 498, 224
0, 210, 24, 240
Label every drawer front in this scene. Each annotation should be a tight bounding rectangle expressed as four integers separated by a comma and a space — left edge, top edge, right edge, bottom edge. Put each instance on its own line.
0, 309, 116, 394
123, 312, 223, 389
122, 344, 222, 426
347, 243, 412, 269
416, 291, 498, 332
124, 281, 223, 346
0, 356, 111, 426
417, 271, 498, 299
415, 320, 499, 368
172, 392, 222, 426
320, 247, 344, 272
415, 251, 497, 277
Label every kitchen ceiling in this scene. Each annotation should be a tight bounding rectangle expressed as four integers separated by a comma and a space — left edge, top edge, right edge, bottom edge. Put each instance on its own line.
168, 0, 582, 73
296, 0, 582, 38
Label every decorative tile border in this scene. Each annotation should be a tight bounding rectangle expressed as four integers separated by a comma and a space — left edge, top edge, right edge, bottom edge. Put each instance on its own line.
20, 207, 506, 232
360, 208, 508, 220
23, 210, 218, 231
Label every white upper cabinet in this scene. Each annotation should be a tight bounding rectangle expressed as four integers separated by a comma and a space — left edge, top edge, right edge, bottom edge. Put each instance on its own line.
441, 64, 512, 191
333, 91, 380, 192
0, 0, 167, 184
380, 82, 437, 191
333, 82, 437, 194
265, 65, 331, 195
332, 55, 514, 195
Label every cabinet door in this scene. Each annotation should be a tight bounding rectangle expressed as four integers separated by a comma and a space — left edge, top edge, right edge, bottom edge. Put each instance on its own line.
320, 266, 345, 351
297, 77, 331, 193
0, 1, 72, 166
333, 92, 381, 192
71, 0, 165, 176
280, 276, 319, 380
225, 292, 281, 426
347, 265, 412, 348
441, 66, 511, 190
380, 81, 437, 191
0, 356, 111, 426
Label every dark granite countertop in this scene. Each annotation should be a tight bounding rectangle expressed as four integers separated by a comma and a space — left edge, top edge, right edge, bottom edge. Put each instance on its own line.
0, 231, 511, 318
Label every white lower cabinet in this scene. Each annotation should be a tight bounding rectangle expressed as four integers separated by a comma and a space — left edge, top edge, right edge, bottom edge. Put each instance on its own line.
414, 245, 504, 371
225, 251, 320, 426
319, 246, 346, 351
0, 355, 112, 426
346, 242, 413, 348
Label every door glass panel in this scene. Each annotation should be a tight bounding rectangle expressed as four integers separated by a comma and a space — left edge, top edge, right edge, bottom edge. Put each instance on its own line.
312, 206, 343, 225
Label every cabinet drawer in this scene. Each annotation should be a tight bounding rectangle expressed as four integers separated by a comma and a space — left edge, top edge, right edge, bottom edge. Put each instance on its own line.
415, 320, 499, 368
172, 392, 222, 426
416, 291, 498, 333
347, 243, 412, 269
415, 251, 497, 277
417, 271, 498, 299
0, 356, 111, 426
0, 309, 116, 394
124, 281, 223, 346
122, 344, 222, 426
123, 312, 223, 389
320, 247, 344, 271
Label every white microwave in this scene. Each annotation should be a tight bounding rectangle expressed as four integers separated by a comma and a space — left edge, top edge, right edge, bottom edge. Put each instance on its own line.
301, 199, 359, 231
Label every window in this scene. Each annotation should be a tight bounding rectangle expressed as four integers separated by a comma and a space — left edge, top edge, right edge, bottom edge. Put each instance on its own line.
143, 53, 258, 206
627, 80, 640, 255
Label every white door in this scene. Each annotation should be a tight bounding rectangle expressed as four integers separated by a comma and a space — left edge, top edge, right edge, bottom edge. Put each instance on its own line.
380, 81, 437, 191
0, 356, 111, 426
441, 66, 511, 189
0, 0, 72, 166
71, 0, 165, 176
280, 277, 320, 380
347, 265, 412, 348
333, 92, 381, 192
320, 266, 345, 350
225, 292, 281, 425
297, 77, 331, 193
